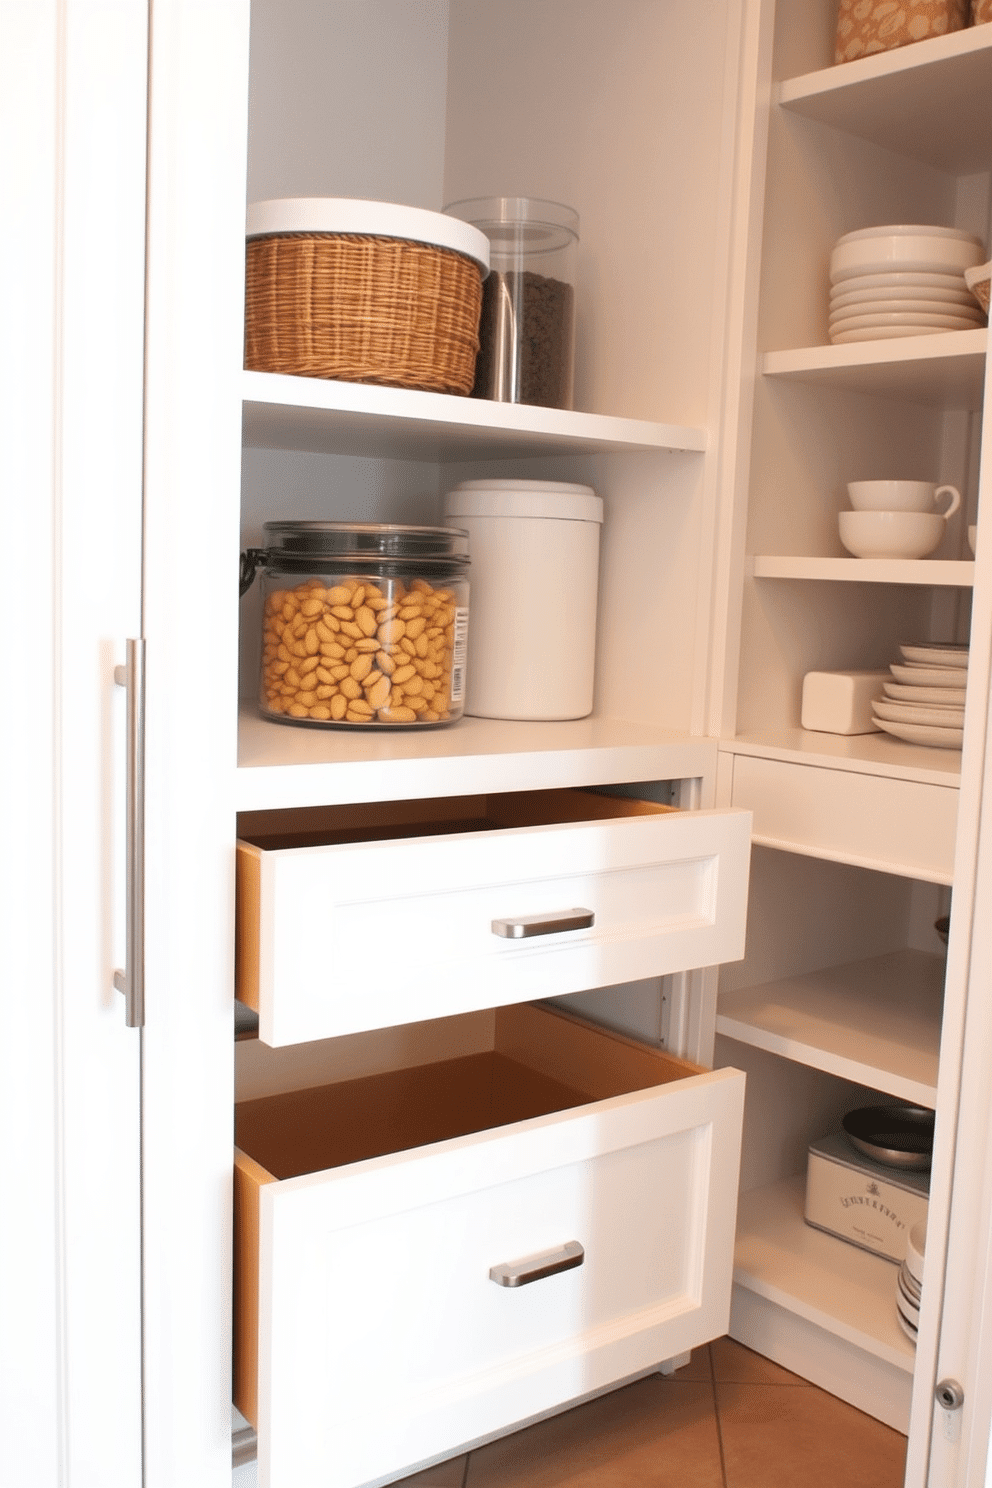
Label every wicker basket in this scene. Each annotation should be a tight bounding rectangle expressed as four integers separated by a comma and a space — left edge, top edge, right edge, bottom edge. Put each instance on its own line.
835, 0, 967, 64
965, 261, 991, 315
244, 200, 490, 396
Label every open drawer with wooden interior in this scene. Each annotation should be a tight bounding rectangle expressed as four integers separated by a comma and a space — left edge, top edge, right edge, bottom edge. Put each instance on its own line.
234, 1001, 746, 1488
236, 786, 752, 1044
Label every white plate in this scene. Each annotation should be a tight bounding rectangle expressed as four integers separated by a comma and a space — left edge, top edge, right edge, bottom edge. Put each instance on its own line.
829, 309, 983, 331
884, 682, 969, 704
835, 224, 983, 245
830, 324, 979, 343
830, 288, 979, 311
899, 1261, 922, 1301
889, 664, 967, 687
873, 699, 965, 728
873, 718, 964, 748
900, 643, 969, 667
829, 298, 982, 320
829, 270, 969, 292
896, 1309, 918, 1344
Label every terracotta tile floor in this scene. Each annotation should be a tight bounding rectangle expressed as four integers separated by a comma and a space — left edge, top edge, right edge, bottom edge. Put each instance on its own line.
397, 1339, 908, 1488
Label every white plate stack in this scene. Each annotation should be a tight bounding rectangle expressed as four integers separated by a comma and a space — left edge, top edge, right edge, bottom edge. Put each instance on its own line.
896, 1220, 927, 1346
829, 226, 987, 344
872, 642, 968, 748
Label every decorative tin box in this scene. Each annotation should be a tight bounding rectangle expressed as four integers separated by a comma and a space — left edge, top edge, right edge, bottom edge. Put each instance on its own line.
805, 1131, 929, 1263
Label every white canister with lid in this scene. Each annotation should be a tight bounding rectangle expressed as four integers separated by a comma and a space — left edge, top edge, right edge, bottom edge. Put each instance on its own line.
442, 479, 603, 720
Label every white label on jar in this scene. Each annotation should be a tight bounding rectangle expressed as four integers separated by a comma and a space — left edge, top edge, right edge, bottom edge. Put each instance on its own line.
451, 607, 469, 703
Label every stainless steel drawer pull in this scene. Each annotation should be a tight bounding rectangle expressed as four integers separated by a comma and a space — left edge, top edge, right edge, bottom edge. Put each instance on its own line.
113, 638, 146, 1029
491, 908, 594, 940
489, 1241, 585, 1288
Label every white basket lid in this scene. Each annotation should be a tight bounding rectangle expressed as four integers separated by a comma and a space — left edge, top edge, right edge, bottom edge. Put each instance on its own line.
444, 479, 602, 523
246, 198, 490, 273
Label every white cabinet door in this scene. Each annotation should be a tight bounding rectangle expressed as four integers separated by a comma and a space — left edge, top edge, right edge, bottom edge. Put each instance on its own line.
0, 1, 147, 1481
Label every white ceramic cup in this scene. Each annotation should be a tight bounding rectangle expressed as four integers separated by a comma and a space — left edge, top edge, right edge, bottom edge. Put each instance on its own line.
847, 480, 962, 516
839, 509, 946, 559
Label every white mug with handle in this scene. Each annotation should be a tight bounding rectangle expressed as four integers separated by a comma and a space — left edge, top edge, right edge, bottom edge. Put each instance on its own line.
847, 480, 962, 516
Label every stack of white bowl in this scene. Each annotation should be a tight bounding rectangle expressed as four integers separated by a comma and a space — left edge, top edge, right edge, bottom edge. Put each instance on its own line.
829, 226, 987, 344
896, 1220, 927, 1346
873, 641, 968, 749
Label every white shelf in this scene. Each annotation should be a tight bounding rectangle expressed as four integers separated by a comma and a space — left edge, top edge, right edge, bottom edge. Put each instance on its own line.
235, 705, 718, 812
721, 728, 961, 788
716, 950, 943, 1107
751, 555, 974, 586
762, 330, 986, 410
735, 1176, 917, 1375
778, 25, 992, 172
242, 370, 706, 462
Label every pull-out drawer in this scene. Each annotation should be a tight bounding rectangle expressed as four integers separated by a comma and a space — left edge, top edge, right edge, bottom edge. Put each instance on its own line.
236, 787, 752, 1044
728, 754, 957, 883
234, 1002, 745, 1488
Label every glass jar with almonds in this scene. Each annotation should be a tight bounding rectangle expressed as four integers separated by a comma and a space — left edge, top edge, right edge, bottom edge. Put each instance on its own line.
240, 522, 470, 727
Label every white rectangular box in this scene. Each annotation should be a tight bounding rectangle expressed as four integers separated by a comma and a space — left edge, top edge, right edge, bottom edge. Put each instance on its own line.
801, 670, 889, 735
805, 1131, 929, 1263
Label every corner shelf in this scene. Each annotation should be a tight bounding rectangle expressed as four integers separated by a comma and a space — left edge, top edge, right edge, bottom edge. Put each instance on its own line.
721, 729, 961, 788
716, 949, 943, 1108
242, 370, 707, 462
778, 24, 992, 172
750, 556, 974, 585
762, 330, 987, 409
734, 1176, 916, 1374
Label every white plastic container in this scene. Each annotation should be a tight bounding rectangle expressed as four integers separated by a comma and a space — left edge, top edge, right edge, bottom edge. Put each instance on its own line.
442, 479, 603, 720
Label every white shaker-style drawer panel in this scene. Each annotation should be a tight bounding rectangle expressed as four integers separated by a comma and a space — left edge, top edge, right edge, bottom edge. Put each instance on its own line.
730, 755, 957, 883
237, 788, 752, 1045
234, 1003, 746, 1488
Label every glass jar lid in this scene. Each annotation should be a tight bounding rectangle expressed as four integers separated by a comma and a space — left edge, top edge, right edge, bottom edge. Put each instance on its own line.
261, 521, 469, 562
443, 197, 579, 254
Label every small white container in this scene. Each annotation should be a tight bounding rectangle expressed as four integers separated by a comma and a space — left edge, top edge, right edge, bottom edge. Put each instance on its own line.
442, 479, 603, 720
802, 670, 889, 735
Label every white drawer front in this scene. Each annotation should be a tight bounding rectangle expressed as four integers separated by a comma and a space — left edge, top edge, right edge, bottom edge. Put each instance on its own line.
256, 1065, 745, 1488
730, 754, 957, 884
242, 807, 751, 1045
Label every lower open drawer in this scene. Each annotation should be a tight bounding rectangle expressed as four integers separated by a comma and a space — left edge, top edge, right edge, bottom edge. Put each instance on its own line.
234, 1002, 745, 1488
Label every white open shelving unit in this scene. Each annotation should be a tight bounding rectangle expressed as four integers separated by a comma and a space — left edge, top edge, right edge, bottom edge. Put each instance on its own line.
713, 5, 992, 1437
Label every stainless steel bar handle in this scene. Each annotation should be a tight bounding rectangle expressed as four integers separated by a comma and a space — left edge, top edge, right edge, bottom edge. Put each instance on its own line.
489, 1241, 585, 1288
491, 908, 594, 940
113, 638, 145, 1028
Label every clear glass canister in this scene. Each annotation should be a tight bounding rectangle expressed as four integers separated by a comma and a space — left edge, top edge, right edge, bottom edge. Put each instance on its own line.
240, 522, 470, 727
443, 197, 579, 409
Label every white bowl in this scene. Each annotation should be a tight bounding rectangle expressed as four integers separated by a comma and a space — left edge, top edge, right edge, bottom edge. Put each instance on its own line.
830, 234, 985, 284
847, 481, 961, 516
835, 224, 983, 246
839, 510, 945, 559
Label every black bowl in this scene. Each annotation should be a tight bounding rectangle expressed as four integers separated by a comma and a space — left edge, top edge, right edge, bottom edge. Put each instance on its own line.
842, 1104, 935, 1171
